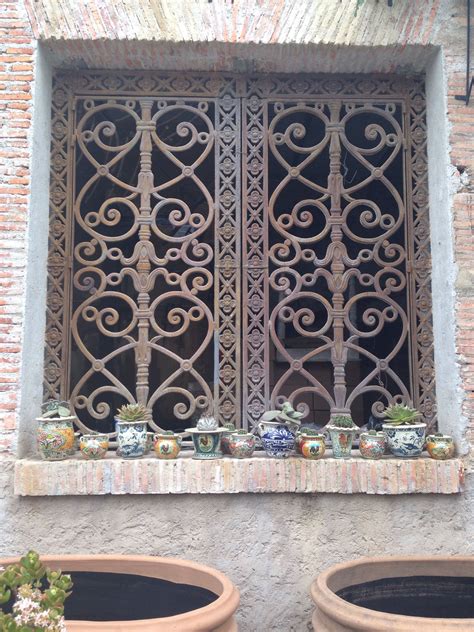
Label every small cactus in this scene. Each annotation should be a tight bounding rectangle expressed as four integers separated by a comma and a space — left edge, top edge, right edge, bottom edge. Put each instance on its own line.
330, 415, 357, 429
116, 403, 148, 422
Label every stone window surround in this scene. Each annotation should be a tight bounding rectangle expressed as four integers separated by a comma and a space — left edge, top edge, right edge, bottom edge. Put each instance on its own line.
15, 42, 468, 496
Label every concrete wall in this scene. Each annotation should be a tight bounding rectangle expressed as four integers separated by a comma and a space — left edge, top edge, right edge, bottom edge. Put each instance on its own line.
0, 1, 473, 630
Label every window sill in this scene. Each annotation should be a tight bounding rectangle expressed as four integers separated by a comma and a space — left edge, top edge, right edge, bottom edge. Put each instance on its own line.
14, 452, 465, 496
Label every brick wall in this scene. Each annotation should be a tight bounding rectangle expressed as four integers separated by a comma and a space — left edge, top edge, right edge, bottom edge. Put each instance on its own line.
0, 0, 34, 454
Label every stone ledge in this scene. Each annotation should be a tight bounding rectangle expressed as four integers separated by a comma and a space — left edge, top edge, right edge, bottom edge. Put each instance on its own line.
14, 453, 465, 496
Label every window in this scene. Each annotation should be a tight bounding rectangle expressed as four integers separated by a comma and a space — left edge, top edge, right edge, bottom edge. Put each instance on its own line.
45, 72, 435, 436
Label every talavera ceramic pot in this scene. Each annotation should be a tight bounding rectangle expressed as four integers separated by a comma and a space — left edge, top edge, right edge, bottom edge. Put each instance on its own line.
300, 434, 326, 460
154, 433, 182, 459
327, 427, 357, 458
36, 416, 76, 461
0, 555, 240, 631
227, 432, 256, 458
311, 556, 474, 631
382, 423, 426, 457
359, 431, 386, 460
115, 420, 147, 458
257, 420, 295, 458
79, 434, 109, 460
426, 433, 455, 460
186, 428, 225, 460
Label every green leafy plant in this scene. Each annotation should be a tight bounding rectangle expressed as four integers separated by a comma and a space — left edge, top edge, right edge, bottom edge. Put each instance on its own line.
383, 403, 421, 426
40, 400, 71, 419
330, 415, 357, 429
0, 551, 72, 631
116, 403, 148, 422
300, 428, 320, 436
261, 401, 303, 428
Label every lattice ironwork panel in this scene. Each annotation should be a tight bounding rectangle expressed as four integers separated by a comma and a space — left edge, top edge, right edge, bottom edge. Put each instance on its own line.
46, 73, 240, 435
242, 75, 435, 432
46, 72, 435, 435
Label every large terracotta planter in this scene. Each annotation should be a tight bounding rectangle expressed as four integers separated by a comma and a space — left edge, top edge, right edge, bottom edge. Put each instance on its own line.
311, 556, 474, 631
0, 554, 239, 631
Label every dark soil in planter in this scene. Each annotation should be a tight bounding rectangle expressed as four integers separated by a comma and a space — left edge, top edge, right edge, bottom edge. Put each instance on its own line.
336, 575, 474, 619
62, 571, 218, 621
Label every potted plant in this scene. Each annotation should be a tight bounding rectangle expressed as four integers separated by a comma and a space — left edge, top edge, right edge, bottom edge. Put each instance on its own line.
381, 403, 425, 457
295, 426, 313, 454
186, 409, 225, 460
299, 429, 326, 460
425, 432, 455, 460
227, 429, 256, 459
0, 550, 73, 631
153, 430, 182, 460
258, 401, 303, 458
115, 404, 148, 459
36, 399, 76, 461
327, 415, 358, 458
359, 429, 386, 460
79, 434, 109, 460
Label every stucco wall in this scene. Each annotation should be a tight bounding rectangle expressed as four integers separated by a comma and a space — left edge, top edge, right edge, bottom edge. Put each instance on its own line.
0, 1, 473, 630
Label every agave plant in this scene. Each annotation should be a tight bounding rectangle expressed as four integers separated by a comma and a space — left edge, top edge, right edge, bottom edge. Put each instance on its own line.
261, 401, 303, 429
40, 399, 71, 419
383, 403, 421, 426
116, 403, 148, 422
329, 414, 357, 429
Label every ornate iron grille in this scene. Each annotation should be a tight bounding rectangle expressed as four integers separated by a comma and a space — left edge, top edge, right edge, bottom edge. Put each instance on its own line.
46, 72, 435, 435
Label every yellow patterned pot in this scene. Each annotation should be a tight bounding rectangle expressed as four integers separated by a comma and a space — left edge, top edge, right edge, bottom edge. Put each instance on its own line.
300, 434, 326, 460
79, 434, 109, 460
36, 416, 76, 461
426, 433, 455, 460
153, 433, 182, 459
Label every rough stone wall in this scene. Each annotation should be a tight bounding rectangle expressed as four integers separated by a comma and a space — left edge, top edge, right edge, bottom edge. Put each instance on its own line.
0, 1, 473, 630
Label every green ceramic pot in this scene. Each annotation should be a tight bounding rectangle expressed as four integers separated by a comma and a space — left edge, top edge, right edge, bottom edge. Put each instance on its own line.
186, 428, 225, 460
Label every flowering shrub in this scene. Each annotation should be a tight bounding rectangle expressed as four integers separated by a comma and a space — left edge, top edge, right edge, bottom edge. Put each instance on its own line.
0, 551, 72, 631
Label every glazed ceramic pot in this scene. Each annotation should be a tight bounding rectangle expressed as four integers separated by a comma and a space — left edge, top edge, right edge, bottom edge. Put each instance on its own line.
382, 423, 426, 457
257, 420, 295, 458
79, 434, 109, 460
359, 431, 386, 460
426, 433, 455, 460
36, 416, 76, 461
0, 554, 240, 631
186, 428, 225, 460
153, 433, 182, 459
311, 556, 474, 631
228, 432, 256, 458
327, 426, 357, 458
300, 433, 326, 460
115, 420, 147, 459
221, 429, 236, 455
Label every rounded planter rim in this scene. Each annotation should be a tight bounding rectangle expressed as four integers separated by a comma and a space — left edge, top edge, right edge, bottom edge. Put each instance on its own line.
382, 423, 427, 429
36, 416, 76, 423
0, 554, 239, 631
311, 555, 474, 631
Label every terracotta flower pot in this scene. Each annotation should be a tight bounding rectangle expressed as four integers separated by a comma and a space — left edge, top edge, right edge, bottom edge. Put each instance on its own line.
311, 556, 474, 631
0, 554, 240, 631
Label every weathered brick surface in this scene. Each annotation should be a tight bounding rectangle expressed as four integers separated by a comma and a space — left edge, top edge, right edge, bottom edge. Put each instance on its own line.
14, 454, 465, 496
0, 0, 34, 455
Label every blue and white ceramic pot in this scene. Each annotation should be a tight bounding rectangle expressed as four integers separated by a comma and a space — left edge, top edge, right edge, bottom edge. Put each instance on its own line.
257, 420, 295, 458
382, 423, 426, 458
115, 420, 147, 459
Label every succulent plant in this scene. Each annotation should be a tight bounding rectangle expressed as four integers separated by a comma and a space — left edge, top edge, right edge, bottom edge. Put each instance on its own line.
223, 422, 236, 432
382, 403, 421, 426
235, 429, 250, 435
330, 415, 357, 429
196, 410, 218, 431
261, 401, 303, 428
116, 403, 148, 422
40, 399, 71, 419
300, 428, 320, 436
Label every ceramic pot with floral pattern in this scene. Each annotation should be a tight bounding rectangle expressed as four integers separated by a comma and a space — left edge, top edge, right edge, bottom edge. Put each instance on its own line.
359, 431, 386, 459
228, 432, 256, 458
221, 425, 236, 455
154, 433, 182, 459
79, 434, 109, 460
116, 420, 147, 459
426, 433, 455, 460
36, 416, 76, 461
327, 427, 357, 458
300, 433, 326, 460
